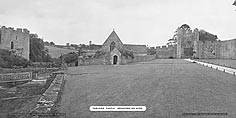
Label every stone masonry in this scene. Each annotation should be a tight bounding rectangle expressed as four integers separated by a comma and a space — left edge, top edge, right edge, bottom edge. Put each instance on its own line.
0, 26, 30, 60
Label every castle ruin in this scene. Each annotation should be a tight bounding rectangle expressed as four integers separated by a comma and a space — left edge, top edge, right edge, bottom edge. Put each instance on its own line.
0, 26, 30, 60
157, 25, 236, 59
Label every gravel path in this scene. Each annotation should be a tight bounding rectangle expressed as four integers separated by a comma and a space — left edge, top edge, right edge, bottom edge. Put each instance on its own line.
59, 59, 236, 118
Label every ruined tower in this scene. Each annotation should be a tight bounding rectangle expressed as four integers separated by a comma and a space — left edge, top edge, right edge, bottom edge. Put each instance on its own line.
0, 26, 30, 60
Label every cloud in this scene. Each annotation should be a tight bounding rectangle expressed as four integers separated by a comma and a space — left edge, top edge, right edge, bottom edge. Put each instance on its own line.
0, 0, 235, 46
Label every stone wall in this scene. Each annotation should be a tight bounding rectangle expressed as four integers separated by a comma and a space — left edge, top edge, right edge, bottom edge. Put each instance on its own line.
133, 55, 156, 62
120, 56, 133, 64
218, 39, 236, 59
77, 54, 155, 66
195, 39, 236, 59
191, 39, 236, 59
78, 57, 106, 65
156, 45, 177, 59
196, 40, 219, 59
0, 26, 30, 60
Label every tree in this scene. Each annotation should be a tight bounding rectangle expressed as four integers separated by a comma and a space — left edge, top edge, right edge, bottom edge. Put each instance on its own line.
233, 0, 236, 6
167, 24, 191, 46
30, 34, 52, 62
50, 42, 55, 46
175, 24, 192, 43
44, 41, 50, 46
167, 34, 177, 46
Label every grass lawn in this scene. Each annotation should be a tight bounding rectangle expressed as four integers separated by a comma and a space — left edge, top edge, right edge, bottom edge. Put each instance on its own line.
59, 59, 236, 118
0, 96, 40, 117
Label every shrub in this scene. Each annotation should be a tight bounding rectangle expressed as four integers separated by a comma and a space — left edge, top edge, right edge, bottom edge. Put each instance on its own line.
120, 49, 134, 59
60, 52, 78, 64
0, 49, 29, 68
94, 50, 106, 58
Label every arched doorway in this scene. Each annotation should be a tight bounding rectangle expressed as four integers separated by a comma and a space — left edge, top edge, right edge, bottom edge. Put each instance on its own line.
75, 61, 78, 66
113, 55, 118, 65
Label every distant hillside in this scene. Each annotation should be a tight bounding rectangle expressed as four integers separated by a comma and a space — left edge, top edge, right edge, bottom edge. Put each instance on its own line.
45, 46, 77, 58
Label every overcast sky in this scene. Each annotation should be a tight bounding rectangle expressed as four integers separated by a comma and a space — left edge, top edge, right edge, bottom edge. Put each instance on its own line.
0, 0, 235, 46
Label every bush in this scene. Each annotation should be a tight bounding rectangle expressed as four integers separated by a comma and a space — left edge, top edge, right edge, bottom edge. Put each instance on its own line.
120, 49, 134, 59
60, 52, 78, 64
0, 57, 8, 68
0, 49, 29, 68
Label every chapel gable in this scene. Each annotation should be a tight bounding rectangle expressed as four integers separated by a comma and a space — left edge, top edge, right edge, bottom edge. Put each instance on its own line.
102, 30, 124, 52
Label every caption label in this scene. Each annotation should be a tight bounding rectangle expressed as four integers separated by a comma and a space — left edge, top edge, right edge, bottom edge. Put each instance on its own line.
90, 106, 146, 111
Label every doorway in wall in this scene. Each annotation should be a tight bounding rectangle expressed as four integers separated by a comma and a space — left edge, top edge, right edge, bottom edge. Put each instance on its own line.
113, 55, 118, 65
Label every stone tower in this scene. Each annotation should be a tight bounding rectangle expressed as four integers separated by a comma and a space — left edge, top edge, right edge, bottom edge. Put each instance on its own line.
176, 27, 183, 58
193, 28, 200, 58
0, 26, 30, 60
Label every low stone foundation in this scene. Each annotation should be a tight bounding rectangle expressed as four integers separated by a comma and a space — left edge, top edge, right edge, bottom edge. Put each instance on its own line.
0, 72, 32, 83
29, 71, 66, 117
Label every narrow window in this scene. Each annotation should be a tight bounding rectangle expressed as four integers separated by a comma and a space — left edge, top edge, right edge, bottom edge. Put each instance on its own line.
11, 41, 14, 49
110, 41, 116, 51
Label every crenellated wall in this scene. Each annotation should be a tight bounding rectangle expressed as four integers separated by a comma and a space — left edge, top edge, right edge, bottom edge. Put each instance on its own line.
156, 45, 177, 59
0, 26, 30, 60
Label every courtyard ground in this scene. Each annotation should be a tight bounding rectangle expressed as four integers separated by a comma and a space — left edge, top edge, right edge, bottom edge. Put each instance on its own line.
59, 59, 236, 118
